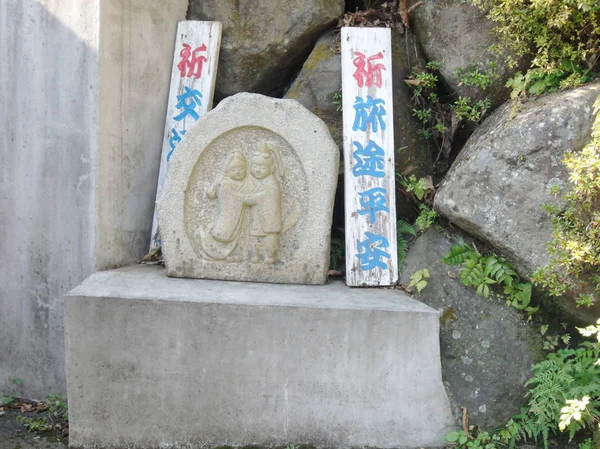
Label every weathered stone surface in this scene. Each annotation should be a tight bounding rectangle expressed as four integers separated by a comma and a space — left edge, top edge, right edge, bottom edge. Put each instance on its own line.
390, 29, 435, 192
284, 28, 434, 220
188, 0, 343, 100
400, 228, 543, 429
435, 83, 600, 323
284, 31, 343, 150
66, 265, 454, 449
411, 0, 518, 109
157, 93, 339, 285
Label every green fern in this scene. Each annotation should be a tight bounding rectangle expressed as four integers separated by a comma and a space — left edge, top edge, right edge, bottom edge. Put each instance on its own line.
443, 245, 536, 315
484, 255, 517, 286
397, 219, 416, 237
442, 243, 478, 265
514, 342, 600, 448
397, 220, 416, 273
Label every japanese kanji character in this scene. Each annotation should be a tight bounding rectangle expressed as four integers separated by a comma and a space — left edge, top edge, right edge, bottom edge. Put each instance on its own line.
352, 51, 386, 88
177, 43, 208, 79
357, 187, 389, 224
166, 128, 187, 161
173, 87, 203, 122
356, 232, 391, 270
352, 96, 387, 133
352, 140, 385, 178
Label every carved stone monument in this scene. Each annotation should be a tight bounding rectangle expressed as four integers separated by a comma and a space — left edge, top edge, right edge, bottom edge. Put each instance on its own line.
157, 93, 339, 284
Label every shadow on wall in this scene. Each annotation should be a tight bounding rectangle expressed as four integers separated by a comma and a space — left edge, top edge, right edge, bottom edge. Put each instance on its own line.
0, 0, 98, 399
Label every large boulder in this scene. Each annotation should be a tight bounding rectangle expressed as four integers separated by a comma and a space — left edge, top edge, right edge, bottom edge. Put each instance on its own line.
435, 83, 600, 323
284, 31, 344, 150
400, 228, 543, 429
188, 0, 344, 101
284, 28, 434, 220
411, 0, 518, 109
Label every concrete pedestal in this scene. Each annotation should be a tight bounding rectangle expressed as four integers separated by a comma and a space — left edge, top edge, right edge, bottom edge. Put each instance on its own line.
65, 265, 453, 449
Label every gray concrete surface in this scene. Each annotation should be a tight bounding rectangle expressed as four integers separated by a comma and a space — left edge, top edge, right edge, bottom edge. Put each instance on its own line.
157, 93, 340, 285
64, 265, 454, 448
0, 0, 187, 398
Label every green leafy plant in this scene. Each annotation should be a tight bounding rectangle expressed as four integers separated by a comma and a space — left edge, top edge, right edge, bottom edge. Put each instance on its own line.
472, 0, 600, 97
415, 204, 438, 232
507, 322, 600, 447
1, 379, 23, 407
18, 394, 69, 435
443, 244, 538, 315
408, 268, 430, 293
405, 61, 496, 170
532, 95, 600, 308
446, 429, 503, 448
397, 219, 416, 271
398, 175, 429, 201
332, 88, 342, 112
452, 97, 491, 122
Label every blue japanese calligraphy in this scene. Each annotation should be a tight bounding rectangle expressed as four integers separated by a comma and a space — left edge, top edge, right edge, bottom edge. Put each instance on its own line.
166, 128, 187, 161
357, 187, 389, 224
352, 95, 386, 133
173, 87, 203, 121
352, 140, 385, 178
356, 232, 391, 270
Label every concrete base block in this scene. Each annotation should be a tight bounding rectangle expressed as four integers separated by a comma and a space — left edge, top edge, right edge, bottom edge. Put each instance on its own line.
65, 265, 453, 449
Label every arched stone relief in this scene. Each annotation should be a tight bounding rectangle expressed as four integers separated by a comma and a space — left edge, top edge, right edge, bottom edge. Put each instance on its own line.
184, 126, 308, 266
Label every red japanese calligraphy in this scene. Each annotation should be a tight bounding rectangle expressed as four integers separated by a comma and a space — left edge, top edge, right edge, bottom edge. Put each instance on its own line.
352, 51, 386, 88
177, 43, 207, 79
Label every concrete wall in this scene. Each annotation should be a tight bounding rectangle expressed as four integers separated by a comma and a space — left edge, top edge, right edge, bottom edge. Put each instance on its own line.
0, 0, 187, 399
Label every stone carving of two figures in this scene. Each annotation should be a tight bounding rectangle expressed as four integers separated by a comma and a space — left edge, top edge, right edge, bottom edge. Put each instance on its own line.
204, 142, 285, 264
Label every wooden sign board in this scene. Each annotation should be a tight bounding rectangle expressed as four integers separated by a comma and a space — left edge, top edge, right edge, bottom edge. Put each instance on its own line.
341, 27, 398, 286
149, 21, 222, 250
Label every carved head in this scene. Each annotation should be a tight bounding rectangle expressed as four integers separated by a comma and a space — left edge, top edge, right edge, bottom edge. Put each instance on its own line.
224, 151, 247, 181
250, 143, 274, 180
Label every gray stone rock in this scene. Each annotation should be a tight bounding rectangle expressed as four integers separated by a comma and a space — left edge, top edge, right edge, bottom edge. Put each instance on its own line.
411, 0, 519, 109
400, 228, 543, 429
284, 31, 343, 150
284, 28, 434, 220
434, 83, 600, 322
390, 29, 435, 183
188, 0, 343, 100
157, 93, 339, 285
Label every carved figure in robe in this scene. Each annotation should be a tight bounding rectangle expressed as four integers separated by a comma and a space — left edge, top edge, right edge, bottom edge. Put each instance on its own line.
244, 143, 284, 264
206, 151, 247, 246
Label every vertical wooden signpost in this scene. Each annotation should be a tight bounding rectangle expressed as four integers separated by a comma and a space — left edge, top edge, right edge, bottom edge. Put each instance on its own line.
341, 27, 398, 286
149, 21, 222, 250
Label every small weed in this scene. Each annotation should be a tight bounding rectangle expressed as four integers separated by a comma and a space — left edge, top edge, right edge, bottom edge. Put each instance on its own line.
415, 204, 438, 232
405, 61, 496, 171
397, 219, 417, 272
332, 89, 342, 112
18, 394, 68, 436
408, 268, 430, 293
443, 243, 538, 316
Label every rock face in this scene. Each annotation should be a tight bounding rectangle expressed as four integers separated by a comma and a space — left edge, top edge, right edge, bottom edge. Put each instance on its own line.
157, 93, 339, 285
284, 28, 434, 220
188, 0, 343, 101
411, 0, 516, 108
284, 31, 343, 150
390, 29, 435, 181
434, 83, 600, 322
400, 228, 543, 429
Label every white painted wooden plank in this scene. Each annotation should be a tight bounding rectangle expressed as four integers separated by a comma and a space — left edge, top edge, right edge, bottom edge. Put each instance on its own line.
149, 21, 222, 250
341, 27, 398, 286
